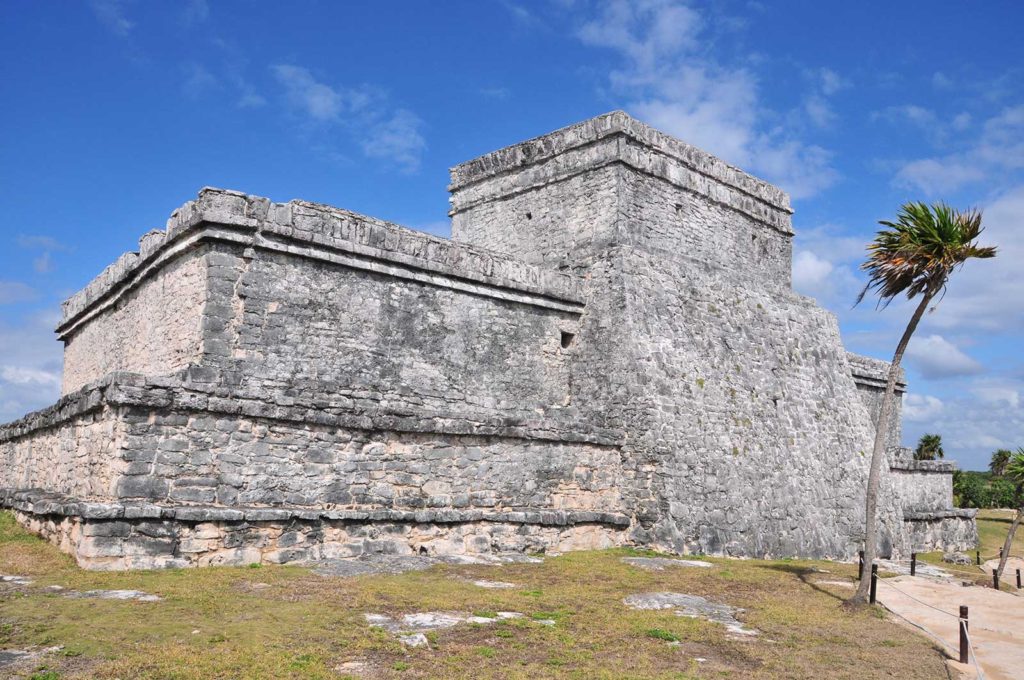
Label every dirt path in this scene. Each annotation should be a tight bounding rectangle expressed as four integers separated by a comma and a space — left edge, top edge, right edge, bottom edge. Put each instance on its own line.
876, 575, 1024, 680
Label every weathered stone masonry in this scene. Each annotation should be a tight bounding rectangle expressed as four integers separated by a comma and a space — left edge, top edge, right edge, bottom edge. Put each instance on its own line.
0, 112, 974, 569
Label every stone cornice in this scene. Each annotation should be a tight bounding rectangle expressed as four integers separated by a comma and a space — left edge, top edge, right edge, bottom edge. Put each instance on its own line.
0, 373, 625, 448
58, 188, 587, 337
847, 352, 907, 392
0, 488, 632, 528
449, 110, 792, 223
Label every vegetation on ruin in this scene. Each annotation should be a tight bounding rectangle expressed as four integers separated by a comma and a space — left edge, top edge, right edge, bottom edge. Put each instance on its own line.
0, 511, 960, 679
912, 434, 943, 461
852, 201, 996, 603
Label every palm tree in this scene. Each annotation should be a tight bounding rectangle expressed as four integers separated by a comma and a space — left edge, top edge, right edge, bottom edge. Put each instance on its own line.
850, 202, 996, 604
990, 449, 1012, 477
914, 433, 944, 461
995, 449, 1024, 582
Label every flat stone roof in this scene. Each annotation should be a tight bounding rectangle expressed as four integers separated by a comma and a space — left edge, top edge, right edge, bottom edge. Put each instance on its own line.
449, 110, 791, 214
58, 188, 586, 335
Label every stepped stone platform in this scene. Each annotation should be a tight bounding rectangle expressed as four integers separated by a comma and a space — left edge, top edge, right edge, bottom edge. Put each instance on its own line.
0, 112, 974, 569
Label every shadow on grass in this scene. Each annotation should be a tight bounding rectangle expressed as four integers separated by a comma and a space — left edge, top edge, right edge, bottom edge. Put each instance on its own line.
753, 563, 855, 602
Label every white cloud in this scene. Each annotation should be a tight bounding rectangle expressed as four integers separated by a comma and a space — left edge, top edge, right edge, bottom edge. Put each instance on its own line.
576, 0, 838, 200
818, 68, 846, 96
878, 104, 936, 127
970, 383, 1020, 409
919, 184, 1024, 334
0, 310, 63, 424
790, 224, 866, 306
271, 64, 425, 172
902, 376, 1024, 470
932, 72, 954, 90
0, 282, 38, 305
33, 252, 54, 274
480, 87, 511, 100
182, 62, 218, 97
905, 334, 984, 379
804, 95, 835, 128
90, 0, 133, 37
0, 366, 60, 388
894, 160, 985, 196
272, 65, 351, 122
17, 235, 68, 251
361, 109, 426, 174
903, 394, 944, 422
892, 104, 1024, 195
238, 91, 267, 109
792, 250, 833, 292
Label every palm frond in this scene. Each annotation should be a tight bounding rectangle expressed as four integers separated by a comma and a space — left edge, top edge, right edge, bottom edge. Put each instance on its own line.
855, 201, 998, 308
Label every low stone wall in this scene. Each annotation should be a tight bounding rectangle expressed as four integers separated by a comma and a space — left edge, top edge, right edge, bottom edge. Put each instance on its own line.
4, 489, 629, 570
903, 509, 978, 553
890, 459, 956, 513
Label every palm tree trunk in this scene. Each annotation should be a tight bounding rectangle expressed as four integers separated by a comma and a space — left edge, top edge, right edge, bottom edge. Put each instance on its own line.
851, 292, 934, 604
996, 506, 1022, 581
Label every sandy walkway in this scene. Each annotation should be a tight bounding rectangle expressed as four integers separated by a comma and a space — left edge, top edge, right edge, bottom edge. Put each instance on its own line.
876, 575, 1023, 680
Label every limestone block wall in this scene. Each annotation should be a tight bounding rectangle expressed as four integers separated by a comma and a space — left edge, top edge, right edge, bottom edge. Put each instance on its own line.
890, 460, 955, 512
60, 251, 208, 394
0, 387, 125, 499
222, 247, 576, 414
449, 111, 903, 558
848, 352, 905, 450
56, 188, 588, 422
108, 379, 626, 514
450, 111, 793, 286
612, 249, 903, 557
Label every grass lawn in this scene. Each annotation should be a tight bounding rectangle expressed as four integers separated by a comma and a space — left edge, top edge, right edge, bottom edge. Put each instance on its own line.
0, 512, 953, 679
973, 508, 1024, 559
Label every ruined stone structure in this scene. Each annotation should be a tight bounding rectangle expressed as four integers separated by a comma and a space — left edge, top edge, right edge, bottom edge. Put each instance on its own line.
0, 112, 975, 569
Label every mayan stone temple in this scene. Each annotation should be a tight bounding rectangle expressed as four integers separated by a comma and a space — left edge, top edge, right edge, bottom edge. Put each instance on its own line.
0, 112, 976, 570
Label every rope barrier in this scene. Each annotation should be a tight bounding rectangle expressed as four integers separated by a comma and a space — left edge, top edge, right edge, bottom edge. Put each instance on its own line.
873, 580, 986, 679
875, 579, 960, 618
962, 624, 986, 680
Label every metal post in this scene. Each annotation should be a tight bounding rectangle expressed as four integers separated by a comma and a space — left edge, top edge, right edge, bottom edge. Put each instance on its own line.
958, 605, 969, 665
910, 552, 917, 576
976, 550, 981, 565
870, 564, 878, 604
1017, 568, 1021, 589
859, 549, 864, 574
993, 569, 999, 590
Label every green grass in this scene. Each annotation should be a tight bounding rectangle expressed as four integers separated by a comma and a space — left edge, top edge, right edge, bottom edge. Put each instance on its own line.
645, 628, 681, 643
919, 508, 1024, 576
0, 511, 954, 679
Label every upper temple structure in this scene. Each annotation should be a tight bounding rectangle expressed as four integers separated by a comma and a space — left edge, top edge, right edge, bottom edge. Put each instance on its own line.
0, 112, 976, 569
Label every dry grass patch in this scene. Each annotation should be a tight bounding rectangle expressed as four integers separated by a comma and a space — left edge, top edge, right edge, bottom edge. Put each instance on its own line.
0, 515, 953, 679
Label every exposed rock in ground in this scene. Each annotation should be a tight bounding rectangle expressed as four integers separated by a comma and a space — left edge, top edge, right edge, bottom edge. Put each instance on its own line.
876, 559, 953, 579
621, 557, 713, 570
0, 646, 63, 668
0, 575, 33, 586
366, 610, 529, 646
943, 552, 972, 565
335, 659, 371, 675
397, 633, 429, 648
471, 579, 517, 589
623, 592, 757, 637
66, 589, 161, 602
314, 553, 542, 578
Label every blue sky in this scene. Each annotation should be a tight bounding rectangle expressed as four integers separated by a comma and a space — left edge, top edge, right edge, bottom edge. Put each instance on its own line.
1, 1, 1022, 471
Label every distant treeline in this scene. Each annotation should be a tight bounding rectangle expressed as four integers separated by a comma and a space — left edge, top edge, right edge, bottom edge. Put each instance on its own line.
953, 470, 1019, 509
